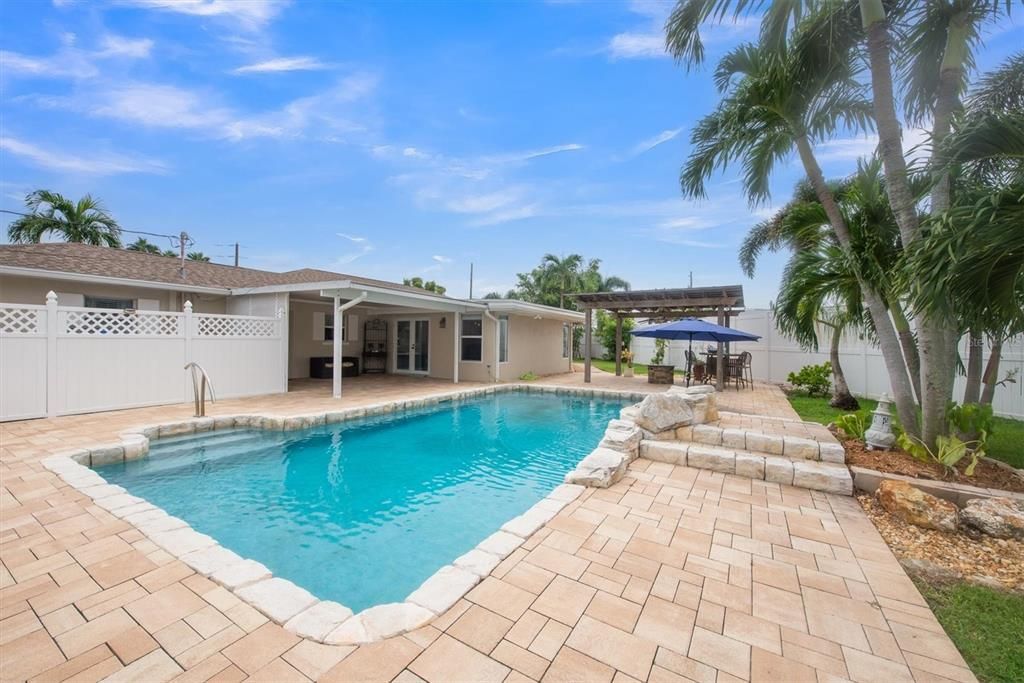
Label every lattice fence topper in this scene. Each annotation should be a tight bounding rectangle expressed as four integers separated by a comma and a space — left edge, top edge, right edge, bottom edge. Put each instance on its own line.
195, 315, 278, 337
61, 310, 181, 336
0, 307, 42, 335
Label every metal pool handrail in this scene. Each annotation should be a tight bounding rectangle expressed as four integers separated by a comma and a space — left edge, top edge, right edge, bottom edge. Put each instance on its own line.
184, 362, 216, 417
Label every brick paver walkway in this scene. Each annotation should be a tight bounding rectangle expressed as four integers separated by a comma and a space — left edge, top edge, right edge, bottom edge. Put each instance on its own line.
1, 375, 974, 682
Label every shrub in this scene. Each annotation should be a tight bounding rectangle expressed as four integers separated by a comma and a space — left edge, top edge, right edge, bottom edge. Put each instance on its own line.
519, 371, 538, 381
898, 432, 984, 476
835, 412, 868, 440
651, 338, 668, 365
596, 311, 634, 361
946, 402, 994, 440
787, 362, 832, 397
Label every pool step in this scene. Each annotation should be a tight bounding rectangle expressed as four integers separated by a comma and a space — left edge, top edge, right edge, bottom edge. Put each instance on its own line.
137, 432, 281, 471
640, 440, 853, 495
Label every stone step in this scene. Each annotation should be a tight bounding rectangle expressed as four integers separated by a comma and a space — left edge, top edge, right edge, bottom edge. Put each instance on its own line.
640, 441, 853, 495
675, 424, 845, 463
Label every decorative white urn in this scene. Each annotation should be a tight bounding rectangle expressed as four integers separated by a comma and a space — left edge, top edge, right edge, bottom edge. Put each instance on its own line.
865, 393, 896, 450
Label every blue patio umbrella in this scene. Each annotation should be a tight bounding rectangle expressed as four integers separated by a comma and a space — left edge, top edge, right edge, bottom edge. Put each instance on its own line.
631, 318, 761, 386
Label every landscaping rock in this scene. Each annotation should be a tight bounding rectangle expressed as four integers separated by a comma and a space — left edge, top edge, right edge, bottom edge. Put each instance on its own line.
877, 480, 958, 532
640, 441, 688, 466
783, 436, 820, 460
564, 447, 629, 488
960, 497, 1024, 541
746, 433, 784, 456
634, 393, 694, 433
764, 457, 794, 485
691, 425, 723, 446
792, 461, 853, 495
735, 453, 766, 480
686, 445, 735, 474
599, 424, 642, 455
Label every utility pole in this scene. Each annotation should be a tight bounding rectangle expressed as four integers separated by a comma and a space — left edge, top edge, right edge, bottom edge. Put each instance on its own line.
689, 271, 693, 288
234, 242, 240, 268
179, 231, 189, 278
469, 263, 474, 299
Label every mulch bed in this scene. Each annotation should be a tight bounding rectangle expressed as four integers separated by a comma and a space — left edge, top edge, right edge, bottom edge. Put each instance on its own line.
859, 494, 1024, 593
840, 435, 1024, 493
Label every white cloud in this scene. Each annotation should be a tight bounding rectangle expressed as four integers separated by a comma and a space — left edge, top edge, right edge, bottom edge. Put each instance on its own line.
608, 33, 666, 60
468, 204, 540, 227
93, 83, 233, 130
0, 33, 152, 80
491, 143, 585, 163
335, 233, 373, 264
446, 188, 525, 214
630, 127, 683, 155
0, 137, 168, 175
432, 255, 452, 263
117, 0, 288, 30
337, 233, 368, 243
95, 34, 154, 59
232, 56, 328, 74
815, 136, 878, 162
658, 216, 713, 231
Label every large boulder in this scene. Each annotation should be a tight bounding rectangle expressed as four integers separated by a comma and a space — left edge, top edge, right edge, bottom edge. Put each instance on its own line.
634, 393, 695, 433
565, 447, 629, 488
960, 497, 1024, 541
877, 480, 958, 533
667, 386, 718, 424
599, 423, 642, 456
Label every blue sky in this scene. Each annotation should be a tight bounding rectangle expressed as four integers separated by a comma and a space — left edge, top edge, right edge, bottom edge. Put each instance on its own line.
2, 1, 1021, 305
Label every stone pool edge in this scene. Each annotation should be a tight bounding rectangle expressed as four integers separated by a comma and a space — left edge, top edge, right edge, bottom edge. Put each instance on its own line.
39, 382, 643, 645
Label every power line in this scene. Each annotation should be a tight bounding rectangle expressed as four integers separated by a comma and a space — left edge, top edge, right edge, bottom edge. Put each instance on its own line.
0, 208, 184, 242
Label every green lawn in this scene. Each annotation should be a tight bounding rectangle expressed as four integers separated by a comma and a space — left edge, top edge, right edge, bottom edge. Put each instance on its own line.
915, 580, 1024, 683
786, 391, 1024, 469
582, 358, 687, 376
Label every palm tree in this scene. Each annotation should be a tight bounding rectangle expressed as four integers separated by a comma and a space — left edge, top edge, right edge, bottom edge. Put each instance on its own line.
743, 159, 911, 409
187, 252, 211, 262
664, 0, 1014, 448
541, 254, 584, 309
7, 190, 122, 247
581, 258, 631, 294
126, 238, 163, 254
676, 15, 921, 434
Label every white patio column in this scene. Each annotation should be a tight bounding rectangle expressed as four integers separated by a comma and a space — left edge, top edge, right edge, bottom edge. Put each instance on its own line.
584, 308, 592, 383
452, 312, 460, 383
332, 295, 342, 399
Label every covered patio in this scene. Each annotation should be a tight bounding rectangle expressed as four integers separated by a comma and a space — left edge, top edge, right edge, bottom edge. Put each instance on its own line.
572, 286, 746, 390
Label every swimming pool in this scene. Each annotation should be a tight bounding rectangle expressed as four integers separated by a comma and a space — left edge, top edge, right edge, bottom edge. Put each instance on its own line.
95, 390, 626, 611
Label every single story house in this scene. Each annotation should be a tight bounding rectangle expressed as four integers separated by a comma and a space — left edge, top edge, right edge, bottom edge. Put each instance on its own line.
0, 243, 581, 419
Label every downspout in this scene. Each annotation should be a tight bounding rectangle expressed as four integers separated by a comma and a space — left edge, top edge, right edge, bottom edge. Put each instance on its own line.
484, 309, 500, 383
333, 292, 368, 399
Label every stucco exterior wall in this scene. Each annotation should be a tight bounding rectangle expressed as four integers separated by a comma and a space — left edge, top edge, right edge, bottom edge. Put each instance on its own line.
457, 314, 571, 383
0, 274, 227, 312
288, 300, 364, 379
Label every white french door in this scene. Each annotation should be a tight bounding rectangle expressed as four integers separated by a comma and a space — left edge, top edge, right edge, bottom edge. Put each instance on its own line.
395, 319, 430, 374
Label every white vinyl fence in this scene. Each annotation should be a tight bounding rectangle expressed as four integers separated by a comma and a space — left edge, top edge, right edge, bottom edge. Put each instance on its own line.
627, 309, 1024, 419
0, 293, 287, 422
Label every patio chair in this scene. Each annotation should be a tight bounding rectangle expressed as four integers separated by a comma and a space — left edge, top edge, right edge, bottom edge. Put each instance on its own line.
685, 349, 706, 384
735, 351, 753, 390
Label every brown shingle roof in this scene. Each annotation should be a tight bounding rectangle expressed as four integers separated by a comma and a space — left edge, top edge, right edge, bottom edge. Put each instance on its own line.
0, 243, 452, 298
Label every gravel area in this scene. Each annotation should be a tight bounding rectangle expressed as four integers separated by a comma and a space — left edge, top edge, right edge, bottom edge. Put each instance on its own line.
859, 494, 1024, 593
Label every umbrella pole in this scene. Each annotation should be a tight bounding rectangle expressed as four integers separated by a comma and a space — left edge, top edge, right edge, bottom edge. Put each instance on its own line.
686, 337, 693, 387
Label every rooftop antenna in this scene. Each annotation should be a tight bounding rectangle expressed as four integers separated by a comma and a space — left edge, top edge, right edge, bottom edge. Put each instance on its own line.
469, 262, 474, 299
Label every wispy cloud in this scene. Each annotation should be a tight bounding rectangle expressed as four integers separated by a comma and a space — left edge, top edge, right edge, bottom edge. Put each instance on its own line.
24, 73, 378, 143
116, 0, 289, 30
232, 56, 328, 74
432, 255, 452, 263
630, 127, 683, 156
609, 33, 666, 60
0, 136, 168, 175
335, 232, 373, 264
0, 32, 151, 80
488, 143, 585, 163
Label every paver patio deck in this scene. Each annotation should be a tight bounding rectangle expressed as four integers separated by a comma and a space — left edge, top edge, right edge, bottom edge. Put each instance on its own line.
1, 374, 975, 682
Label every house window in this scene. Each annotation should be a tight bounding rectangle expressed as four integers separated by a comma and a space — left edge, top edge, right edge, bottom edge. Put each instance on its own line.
562, 324, 571, 358
461, 315, 483, 362
324, 313, 334, 341
314, 311, 347, 342
85, 295, 134, 310
498, 315, 509, 363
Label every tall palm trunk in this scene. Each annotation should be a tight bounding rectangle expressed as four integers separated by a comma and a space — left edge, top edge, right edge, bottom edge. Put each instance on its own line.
888, 296, 922, 404
826, 323, 859, 410
859, 0, 963, 446
794, 134, 919, 434
980, 337, 1003, 406
963, 328, 983, 405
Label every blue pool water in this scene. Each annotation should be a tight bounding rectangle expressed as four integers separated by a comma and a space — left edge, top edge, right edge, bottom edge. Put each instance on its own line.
95, 391, 626, 611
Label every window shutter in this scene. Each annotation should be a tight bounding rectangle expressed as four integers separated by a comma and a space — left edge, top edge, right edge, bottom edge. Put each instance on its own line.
313, 311, 325, 341
137, 298, 161, 311
347, 314, 359, 342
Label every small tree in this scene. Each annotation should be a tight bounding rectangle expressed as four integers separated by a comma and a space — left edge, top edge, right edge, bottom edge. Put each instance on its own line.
595, 311, 635, 360
651, 338, 669, 365
403, 277, 447, 296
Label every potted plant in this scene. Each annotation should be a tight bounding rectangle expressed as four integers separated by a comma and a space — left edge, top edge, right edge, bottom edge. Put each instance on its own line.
621, 348, 634, 377
647, 338, 675, 385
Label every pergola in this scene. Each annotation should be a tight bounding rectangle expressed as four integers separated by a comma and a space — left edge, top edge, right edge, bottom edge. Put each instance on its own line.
571, 285, 746, 390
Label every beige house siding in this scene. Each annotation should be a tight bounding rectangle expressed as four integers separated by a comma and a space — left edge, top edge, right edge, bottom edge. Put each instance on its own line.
0, 274, 227, 312
288, 300, 364, 379
458, 314, 571, 383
